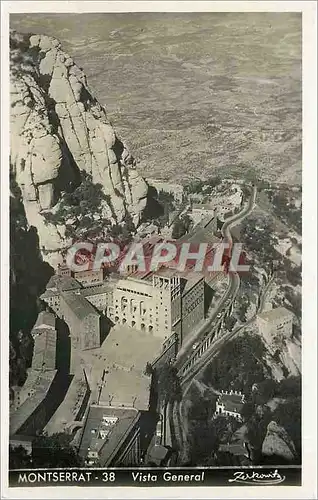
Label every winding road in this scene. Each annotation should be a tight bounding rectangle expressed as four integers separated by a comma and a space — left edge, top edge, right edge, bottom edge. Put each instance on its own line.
176, 185, 257, 374
167, 185, 259, 459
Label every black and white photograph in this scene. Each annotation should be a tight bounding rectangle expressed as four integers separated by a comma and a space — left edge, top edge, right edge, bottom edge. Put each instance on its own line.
1, 1, 317, 498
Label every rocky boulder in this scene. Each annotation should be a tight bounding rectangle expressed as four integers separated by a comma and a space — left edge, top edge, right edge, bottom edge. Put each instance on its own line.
261, 421, 297, 462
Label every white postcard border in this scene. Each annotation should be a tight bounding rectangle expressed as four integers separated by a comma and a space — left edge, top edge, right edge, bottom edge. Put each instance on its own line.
1, 1, 317, 499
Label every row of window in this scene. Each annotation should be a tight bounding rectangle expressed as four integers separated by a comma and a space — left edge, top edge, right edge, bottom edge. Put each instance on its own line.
75, 270, 102, 277
116, 287, 152, 298
112, 316, 155, 331
80, 277, 102, 283
114, 301, 168, 313
110, 312, 170, 331
183, 296, 204, 316
184, 286, 203, 305
112, 310, 170, 325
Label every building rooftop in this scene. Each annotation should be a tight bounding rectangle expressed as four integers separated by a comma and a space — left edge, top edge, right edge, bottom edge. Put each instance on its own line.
61, 291, 100, 320
181, 270, 204, 293
148, 444, 170, 465
31, 330, 57, 371
140, 236, 165, 253
79, 282, 115, 298
97, 325, 162, 411
10, 370, 57, 436
44, 372, 89, 435
126, 265, 204, 294
258, 306, 293, 323
153, 267, 203, 293
99, 369, 151, 411
46, 275, 82, 292
79, 404, 140, 466
177, 217, 219, 246
32, 311, 56, 331
217, 391, 245, 414
9, 434, 34, 444
126, 274, 153, 286
152, 267, 176, 279
192, 203, 215, 211
40, 288, 59, 299
74, 268, 103, 276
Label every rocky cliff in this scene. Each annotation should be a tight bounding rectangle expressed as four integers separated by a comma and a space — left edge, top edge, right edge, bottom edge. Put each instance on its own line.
10, 30, 150, 265
10, 180, 54, 390
261, 421, 297, 462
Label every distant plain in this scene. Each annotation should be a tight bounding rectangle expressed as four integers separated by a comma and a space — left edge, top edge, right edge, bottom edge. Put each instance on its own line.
10, 13, 302, 185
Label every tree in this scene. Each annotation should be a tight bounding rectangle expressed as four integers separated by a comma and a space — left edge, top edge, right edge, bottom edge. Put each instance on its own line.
237, 296, 249, 322
185, 180, 202, 194
241, 400, 255, 422
9, 434, 83, 469
145, 362, 153, 376
272, 399, 301, 458
172, 214, 192, 239
246, 409, 272, 459
256, 379, 279, 403
223, 316, 236, 332
109, 224, 122, 238
213, 415, 230, 444
286, 265, 301, 287
207, 176, 220, 189
9, 446, 32, 469
157, 363, 182, 407
188, 419, 218, 465
123, 213, 135, 234
42, 172, 110, 239
202, 334, 267, 393
157, 190, 175, 211
31, 433, 84, 468
155, 363, 181, 445
276, 376, 301, 398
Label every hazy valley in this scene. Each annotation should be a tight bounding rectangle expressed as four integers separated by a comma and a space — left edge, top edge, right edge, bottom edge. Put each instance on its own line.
11, 12, 301, 185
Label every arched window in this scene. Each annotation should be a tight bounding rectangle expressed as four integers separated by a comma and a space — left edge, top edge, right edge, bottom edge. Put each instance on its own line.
140, 301, 146, 316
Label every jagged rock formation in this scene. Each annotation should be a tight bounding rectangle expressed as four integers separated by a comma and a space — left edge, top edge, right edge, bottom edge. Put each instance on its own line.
10, 180, 54, 390
261, 421, 297, 462
10, 30, 149, 264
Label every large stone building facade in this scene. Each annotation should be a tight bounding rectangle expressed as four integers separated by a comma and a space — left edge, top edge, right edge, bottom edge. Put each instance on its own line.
73, 268, 104, 288
41, 276, 102, 356
108, 273, 182, 340
10, 311, 61, 437
41, 262, 205, 360
180, 273, 205, 344
40, 275, 82, 316
107, 268, 204, 346
60, 291, 100, 350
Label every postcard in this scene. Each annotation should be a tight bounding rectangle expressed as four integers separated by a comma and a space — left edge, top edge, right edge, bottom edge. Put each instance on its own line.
1, 1, 316, 499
